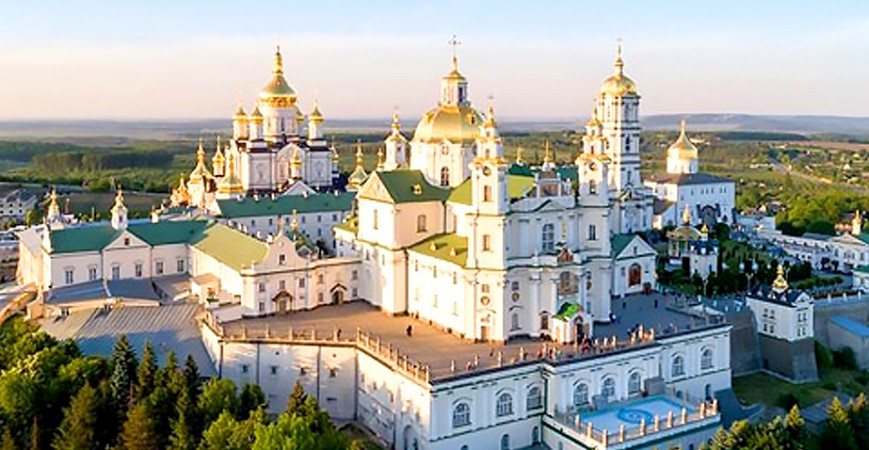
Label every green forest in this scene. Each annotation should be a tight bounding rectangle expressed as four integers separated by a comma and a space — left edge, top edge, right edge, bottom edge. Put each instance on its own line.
0, 317, 371, 450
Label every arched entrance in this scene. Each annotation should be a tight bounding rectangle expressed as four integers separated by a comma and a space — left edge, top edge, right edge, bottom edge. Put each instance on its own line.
273, 291, 292, 314
330, 284, 346, 305
402, 425, 418, 450
574, 315, 586, 342
628, 263, 642, 287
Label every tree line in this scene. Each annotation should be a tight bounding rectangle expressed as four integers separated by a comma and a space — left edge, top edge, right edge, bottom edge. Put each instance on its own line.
0, 317, 366, 450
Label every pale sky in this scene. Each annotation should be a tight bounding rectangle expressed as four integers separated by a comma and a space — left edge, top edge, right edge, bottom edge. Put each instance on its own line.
2, 0, 868, 120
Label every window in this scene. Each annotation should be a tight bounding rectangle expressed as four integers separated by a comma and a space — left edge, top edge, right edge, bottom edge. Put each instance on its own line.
483, 185, 492, 202
511, 313, 520, 331
672, 355, 685, 377
500, 434, 510, 450
416, 215, 427, 232
134, 263, 143, 278
573, 383, 589, 408
298, 278, 306, 288
317, 273, 324, 285
540, 312, 549, 331
279, 254, 286, 265
440, 167, 450, 187
258, 283, 266, 293
329, 368, 338, 378
317, 293, 324, 303
88, 266, 98, 281
452, 403, 471, 428
279, 280, 286, 290
258, 302, 264, 312
270, 366, 278, 376
155, 261, 164, 275
351, 270, 358, 280
177, 258, 185, 273
542, 223, 555, 252
482, 234, 491, 251
124, 237, 130, 246
602, 377, 616, 398
588, 224, 597, 241
511, 281, 519, 291
628, 372, 642, 395
589, 179, 597, 194
241, 365, 249, 374
64, 268, 74, 285
372, 210, 379, 230
496, 392, 514, 417
701, 348, 713, 370
111, 265, 120, 280
527, 386, 542, 410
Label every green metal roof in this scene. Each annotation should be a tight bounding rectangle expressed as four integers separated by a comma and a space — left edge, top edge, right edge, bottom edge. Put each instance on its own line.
190, 224, 268, 271
216, 192, 354, 219
855, 265, 869, 274
49, 226, 121, 254
128, 221, 209, 246
611, 233, 637, 257
507, 163, 534, 177
407, 233, 468, 267
447, 174, 535, 205
555, 166, 578, 182
373, 170, 450, 204
553, 302, 581, 320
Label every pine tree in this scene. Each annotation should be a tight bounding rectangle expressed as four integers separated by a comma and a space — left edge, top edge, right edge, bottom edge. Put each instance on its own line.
182, 355, 201, 403
119, 403, 159, 450
238, 384, 266, 420
110, 335, 138, 417
53, 383, 100, 450
167, 388, 197, 450
199, 379, 238, 429
820, 396, 858, 450
158, 352, 185, 398
0, 428, 14, 450
135, 342, 157, 402
286, 381, 307, 414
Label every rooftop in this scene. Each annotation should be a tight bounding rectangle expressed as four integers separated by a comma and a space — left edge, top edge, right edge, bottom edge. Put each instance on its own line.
646, 172, 733, 186
448, 174, 535, 205
215, 192, 354, 219
212, 296, 726, 384
829, 316, 869, 338
41, 303, 216, 377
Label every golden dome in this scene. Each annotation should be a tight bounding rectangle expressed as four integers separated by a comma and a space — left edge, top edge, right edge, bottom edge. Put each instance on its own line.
386, 112, 407, 143
249, 105, 263, 122
483, 104, 497, 129
259, 47, 297, 105
413, 104, 483, 143
218, 155, 245, 195
309, 101, 323, 123
667, 120, 699, 159
348, 141, 368, 189
233, 103, 247, 119
600, 44, 637, 96
295, 109, 305, 123
189, 138, 213, 183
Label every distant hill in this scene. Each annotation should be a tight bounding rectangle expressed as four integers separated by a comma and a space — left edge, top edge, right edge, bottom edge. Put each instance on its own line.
0, 114, 867, 140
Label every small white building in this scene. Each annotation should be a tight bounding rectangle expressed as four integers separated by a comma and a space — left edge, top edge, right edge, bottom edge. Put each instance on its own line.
0, 188, 36, 220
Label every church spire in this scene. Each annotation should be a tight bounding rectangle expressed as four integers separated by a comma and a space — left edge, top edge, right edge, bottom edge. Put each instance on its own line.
614, 38, 624, 76
273, 45, 284, 75
347, 140, 369, 191
110, 185, 128, 230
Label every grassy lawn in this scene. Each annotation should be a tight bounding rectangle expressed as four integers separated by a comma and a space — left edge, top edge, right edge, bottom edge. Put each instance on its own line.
733, 368, 869, 409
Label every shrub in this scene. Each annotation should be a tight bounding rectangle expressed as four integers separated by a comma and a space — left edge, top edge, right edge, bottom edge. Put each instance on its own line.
816, 341, 834, 371
856, 370, 869, 386
833, 347, 858, 371
776, 392, 800, 410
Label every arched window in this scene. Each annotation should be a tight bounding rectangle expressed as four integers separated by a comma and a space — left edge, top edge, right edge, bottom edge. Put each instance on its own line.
500, 434, 510, 450
461, 446, 469, 450
511, 313, 520, 331
628, 371, 642, 395
701, 348, 713, 370
372, 210, 379, 230
532, 426, 540, 444
496, 392, 514, 417
542, 224, 555, 252
527, 386, 542, 410
672, 355, 685, 377
440, 167, 450, 187
602, 377, 616, 398
416, 215, 427, 232
589, 179, 597, 194
573, 383, 589, 408
628, 263, 642, 286
452, 402, 471, 428
540, 312, 550, 332
483, 185, 492, 202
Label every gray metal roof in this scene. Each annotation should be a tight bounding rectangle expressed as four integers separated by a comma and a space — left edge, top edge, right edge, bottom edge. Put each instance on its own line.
41, 303, 216, 377
45, 280, 107, 304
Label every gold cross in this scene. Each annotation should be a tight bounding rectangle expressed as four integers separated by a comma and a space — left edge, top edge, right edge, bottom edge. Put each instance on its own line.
448, 34, 461, 58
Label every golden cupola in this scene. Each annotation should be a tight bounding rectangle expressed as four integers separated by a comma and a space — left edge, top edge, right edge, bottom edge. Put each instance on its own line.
668, 120, 699, 160
189, 138, 213, 183
211, 137, 226, 177
259, 46, 297, 107
309, 101, 323, 124
600, 43, 637, 97
347, 141, 369, 191
217, 153, 245, 195
412, 53, 482, 143
386, 112, 407, 143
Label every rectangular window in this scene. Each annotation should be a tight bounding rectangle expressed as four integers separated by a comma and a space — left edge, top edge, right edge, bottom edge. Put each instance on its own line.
111, 265, 120, 280
279, 254, 286, 265
64, 269, 74, 285
372, 210, 379, 230
352, 288, 358, 297
298, 278, 306, 288
351, 270, 358, 280
482, 234, 491, 251
155, 261, 164, 275
134, 263, 143, 278
279, 280, 286, 290
270, 366, 278, 376
177, 258, 185, 273
416, 215, 427, 232
481, 284, 490, 294
317, 292, 324, 303
241, 365, 249, 374
258, 283, 266, 293
483, 185, 492, 202
88, 266, 98, 281
317, 273, 324, 285
588, 224, 597, 241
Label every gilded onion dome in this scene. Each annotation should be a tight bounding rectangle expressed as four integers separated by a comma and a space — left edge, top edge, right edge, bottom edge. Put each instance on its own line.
772, 264, 789, 293
217, 155, 245, 195
347, 141, 369, 190
259, 46, 297, 106
483, 104, 497, 129
291, 146, 302, 168
386, 112, 407, 143
249, 105, 264, 122
309, 101, 324, 123
600, 43, 637, 97
412, 53, 483, 143
212, 137, 225, 173
667, 120, 699, 159
295, 109, 305, 124
413, 106, 483, 143
233, 102, 247, 120
189, 138, 213, 183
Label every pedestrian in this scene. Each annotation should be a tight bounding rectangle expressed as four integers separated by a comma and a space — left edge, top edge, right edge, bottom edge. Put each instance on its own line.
406, 324, 413, 337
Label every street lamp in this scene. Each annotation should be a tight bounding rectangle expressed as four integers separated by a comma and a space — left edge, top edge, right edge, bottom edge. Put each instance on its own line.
739, 259, 759, 294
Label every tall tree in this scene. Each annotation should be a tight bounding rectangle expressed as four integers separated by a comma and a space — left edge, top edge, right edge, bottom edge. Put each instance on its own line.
53, 383, 100, 450
182, 355, 201, 403
135, 342, 157, 402
820, 396, 858, 450
119, 403, 159, 450
109, 336, 137, 417
238, 384, 267, 420
167, 388, 197, 450
286, 381, 307, 414
199, 379, 238, 429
